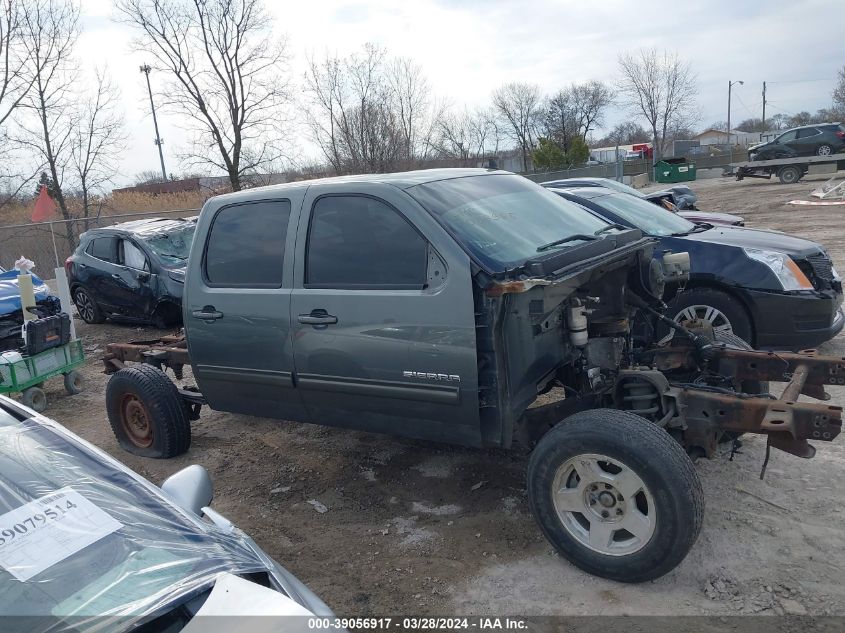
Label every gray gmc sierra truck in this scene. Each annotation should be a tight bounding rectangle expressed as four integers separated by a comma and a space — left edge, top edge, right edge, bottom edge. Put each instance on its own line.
101, 169, 843, 583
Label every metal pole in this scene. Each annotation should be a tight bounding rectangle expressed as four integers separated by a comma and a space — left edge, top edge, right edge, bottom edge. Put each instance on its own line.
727, 80, 732, 148
49, 221, 59, 268
761, 81, 767, 131
140, 64, 167, 181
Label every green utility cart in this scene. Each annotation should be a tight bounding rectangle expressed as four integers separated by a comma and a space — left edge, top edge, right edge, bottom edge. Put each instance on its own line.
655, 157, 697, 183
0, 339, 85, 411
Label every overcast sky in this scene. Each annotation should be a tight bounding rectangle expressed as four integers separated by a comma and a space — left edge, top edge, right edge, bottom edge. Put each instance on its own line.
77, 0, 842, 186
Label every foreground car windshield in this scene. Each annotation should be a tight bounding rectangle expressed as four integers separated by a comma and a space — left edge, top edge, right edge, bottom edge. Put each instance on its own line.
590, 193, 696, 237
0, 409, 267, 620
408, 174, 609, 271
140, 223, 196, 264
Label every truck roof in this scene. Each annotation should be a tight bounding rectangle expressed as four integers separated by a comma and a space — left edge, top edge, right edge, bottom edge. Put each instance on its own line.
208, 168, 508, 205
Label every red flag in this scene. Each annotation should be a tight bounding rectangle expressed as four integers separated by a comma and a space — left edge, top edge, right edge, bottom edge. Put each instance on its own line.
32, 185, 57, 222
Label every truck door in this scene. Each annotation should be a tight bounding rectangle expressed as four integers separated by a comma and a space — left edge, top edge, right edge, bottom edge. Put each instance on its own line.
289, 184, 481, 446
184, 196, 308, 421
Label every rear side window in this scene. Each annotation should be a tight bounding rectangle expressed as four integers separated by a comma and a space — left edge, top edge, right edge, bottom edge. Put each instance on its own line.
204, 200, 291, 287
797, 128, 820, 138
306, 195, 427, 289
87, 237, 116, 263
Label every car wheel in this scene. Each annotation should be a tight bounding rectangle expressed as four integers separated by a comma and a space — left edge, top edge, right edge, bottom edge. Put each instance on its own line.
72, 287, 105, 324
528, 409, 704, 582
21, 386, 47, 412
817, 144, 833, 156
662, 288, 753, 345
778, 165, 802, 184
106, 363, 190, 458
63, 370, 84, 395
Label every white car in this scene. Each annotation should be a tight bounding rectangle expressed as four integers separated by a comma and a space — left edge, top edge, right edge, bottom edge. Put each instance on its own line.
0, 395, 334, 630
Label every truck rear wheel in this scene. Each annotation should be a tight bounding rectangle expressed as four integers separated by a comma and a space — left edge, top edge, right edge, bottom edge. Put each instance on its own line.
527, 409, 703, 582
106, 364, 190, 458
777, 165, 802, 184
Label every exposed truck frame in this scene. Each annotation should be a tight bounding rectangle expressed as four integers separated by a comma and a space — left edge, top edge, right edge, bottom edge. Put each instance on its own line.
729, 152, 845, 184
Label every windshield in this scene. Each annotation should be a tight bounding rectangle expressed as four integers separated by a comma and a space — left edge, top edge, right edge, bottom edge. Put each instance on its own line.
588, 179, 647, 199
588, 192, 697, 237
140, 223, 196, 264
0, 409, 268, 620
408, 174, 610, 271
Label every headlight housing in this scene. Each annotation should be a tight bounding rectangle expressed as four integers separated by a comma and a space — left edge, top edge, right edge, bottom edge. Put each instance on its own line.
744, 248, 813, 291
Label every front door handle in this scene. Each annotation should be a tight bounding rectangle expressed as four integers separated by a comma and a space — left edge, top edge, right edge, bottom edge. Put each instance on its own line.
298, 310, 338, 326
192, 306, 223, 321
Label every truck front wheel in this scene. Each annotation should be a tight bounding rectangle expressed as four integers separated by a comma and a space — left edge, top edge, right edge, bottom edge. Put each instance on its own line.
527, 409, 703, 582
106, 364, 191, 458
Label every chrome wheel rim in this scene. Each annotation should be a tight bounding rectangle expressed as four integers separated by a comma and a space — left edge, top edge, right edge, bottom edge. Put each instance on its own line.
676, 304, 733, 334
75, 290, 95, 322
552, 453, 656, 556
818, 145, 832, 156
658, 304, 734, 345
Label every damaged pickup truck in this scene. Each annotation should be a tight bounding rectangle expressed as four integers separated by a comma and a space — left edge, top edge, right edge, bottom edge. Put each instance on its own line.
100, 169, 843, 583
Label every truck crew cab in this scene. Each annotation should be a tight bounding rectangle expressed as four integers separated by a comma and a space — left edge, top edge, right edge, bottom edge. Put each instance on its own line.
101, 169, 843, 583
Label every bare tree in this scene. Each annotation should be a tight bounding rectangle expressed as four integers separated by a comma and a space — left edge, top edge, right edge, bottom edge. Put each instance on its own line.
116, 0, 292, 191
492, 82, 541, 172
433, 107, 495, 165
617, 49, 698, 158
15, 0, 79, 245
70, 70, 125, 228
0, 0, 36, 132
304, 44, 439, 174
834, 65, 845, 113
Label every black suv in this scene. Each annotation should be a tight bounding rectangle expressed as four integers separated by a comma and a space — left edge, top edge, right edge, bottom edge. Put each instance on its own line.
66, 218, 196, 327
748, 123, 845, 160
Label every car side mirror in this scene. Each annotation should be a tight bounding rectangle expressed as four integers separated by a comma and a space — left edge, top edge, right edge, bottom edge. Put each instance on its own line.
161, 465, 213, 516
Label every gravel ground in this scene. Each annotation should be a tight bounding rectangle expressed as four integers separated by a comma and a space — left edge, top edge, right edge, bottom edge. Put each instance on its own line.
28, 174, 845, 616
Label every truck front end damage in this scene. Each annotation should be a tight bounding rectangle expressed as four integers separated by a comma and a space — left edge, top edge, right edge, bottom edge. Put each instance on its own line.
479, 235, 843, 468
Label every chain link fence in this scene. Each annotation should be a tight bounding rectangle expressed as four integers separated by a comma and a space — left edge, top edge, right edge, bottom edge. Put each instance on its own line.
0, 208, 199, 277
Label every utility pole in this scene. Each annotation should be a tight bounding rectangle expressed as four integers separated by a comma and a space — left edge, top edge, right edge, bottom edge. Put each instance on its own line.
761, 81, 767, 131
140, 64, 167, 181
727, 80, 744, 147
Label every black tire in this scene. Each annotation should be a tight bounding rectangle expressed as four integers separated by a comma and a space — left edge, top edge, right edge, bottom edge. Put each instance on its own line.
106, 364, 190, 458
777, 165, 802, 184
664, 287, 753, 345
21, 386, 47, 412
73, 286, 105, 324
528, 409, 704, 582
63, 370, 83, 395
817, 144, 833, 156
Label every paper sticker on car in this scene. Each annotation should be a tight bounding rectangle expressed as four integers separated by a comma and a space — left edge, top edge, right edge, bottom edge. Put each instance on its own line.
0, 487, 123, 581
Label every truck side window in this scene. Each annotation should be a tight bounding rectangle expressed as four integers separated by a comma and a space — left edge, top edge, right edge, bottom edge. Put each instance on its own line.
306, 195, 427, 289
204, 200, 291, 288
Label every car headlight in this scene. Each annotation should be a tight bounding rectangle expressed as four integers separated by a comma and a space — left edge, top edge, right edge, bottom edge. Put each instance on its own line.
744, 248, 813, 291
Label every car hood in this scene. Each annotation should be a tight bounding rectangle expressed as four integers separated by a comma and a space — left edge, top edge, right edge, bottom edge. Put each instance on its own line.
679, 211, 744, 226
747, 142, 766, 152
684, 225, 822, 257
0, 270, 54, 316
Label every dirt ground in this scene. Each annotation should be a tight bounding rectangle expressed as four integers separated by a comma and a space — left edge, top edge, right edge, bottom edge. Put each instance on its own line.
30, 174, 845, 617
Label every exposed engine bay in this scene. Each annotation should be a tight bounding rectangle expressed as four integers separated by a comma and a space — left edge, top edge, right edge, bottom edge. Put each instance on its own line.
480, 234, 843, 470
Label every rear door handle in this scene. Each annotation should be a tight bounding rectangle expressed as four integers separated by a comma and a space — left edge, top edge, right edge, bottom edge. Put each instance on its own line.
192, 306, 223, 321
298, 310, 338, 325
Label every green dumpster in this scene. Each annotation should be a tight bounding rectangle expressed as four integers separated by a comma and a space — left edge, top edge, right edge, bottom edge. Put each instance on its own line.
655, 157, 697, 183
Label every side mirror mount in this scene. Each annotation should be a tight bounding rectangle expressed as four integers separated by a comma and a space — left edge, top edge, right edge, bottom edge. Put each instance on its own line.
161, 465, 213, 516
